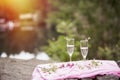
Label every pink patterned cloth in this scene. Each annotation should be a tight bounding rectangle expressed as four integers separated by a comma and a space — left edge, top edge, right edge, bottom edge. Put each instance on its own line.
32, 60, 120, 80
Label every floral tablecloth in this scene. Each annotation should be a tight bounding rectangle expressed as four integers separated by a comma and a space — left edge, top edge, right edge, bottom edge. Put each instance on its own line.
32, 60, 120, 80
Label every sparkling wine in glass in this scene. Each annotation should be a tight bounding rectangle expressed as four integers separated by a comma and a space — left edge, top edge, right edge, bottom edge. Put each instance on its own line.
80, 40, 88, 60
66, 38, 74, 62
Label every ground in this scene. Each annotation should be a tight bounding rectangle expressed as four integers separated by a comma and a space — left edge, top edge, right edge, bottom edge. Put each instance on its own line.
0, 58, 52, 80
0, 58, 120, 80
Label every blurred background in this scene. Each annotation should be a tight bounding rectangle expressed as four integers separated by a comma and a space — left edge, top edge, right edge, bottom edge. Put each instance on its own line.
0, 0, 120, 62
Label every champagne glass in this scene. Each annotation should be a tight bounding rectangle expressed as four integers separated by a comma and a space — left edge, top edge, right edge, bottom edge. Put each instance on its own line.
80, 40, 88, 60
66, 38, 74, 62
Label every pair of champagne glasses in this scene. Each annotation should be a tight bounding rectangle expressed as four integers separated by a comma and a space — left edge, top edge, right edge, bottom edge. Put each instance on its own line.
66, 38, 88, 62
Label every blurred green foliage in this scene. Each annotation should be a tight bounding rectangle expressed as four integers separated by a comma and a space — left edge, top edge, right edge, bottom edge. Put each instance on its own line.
42, 36, 80, 61
42, 0, 120, 61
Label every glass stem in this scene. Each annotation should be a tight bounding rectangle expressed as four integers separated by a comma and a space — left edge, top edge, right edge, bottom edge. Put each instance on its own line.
70, 56, 72, 62
83, 56, 86, 60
